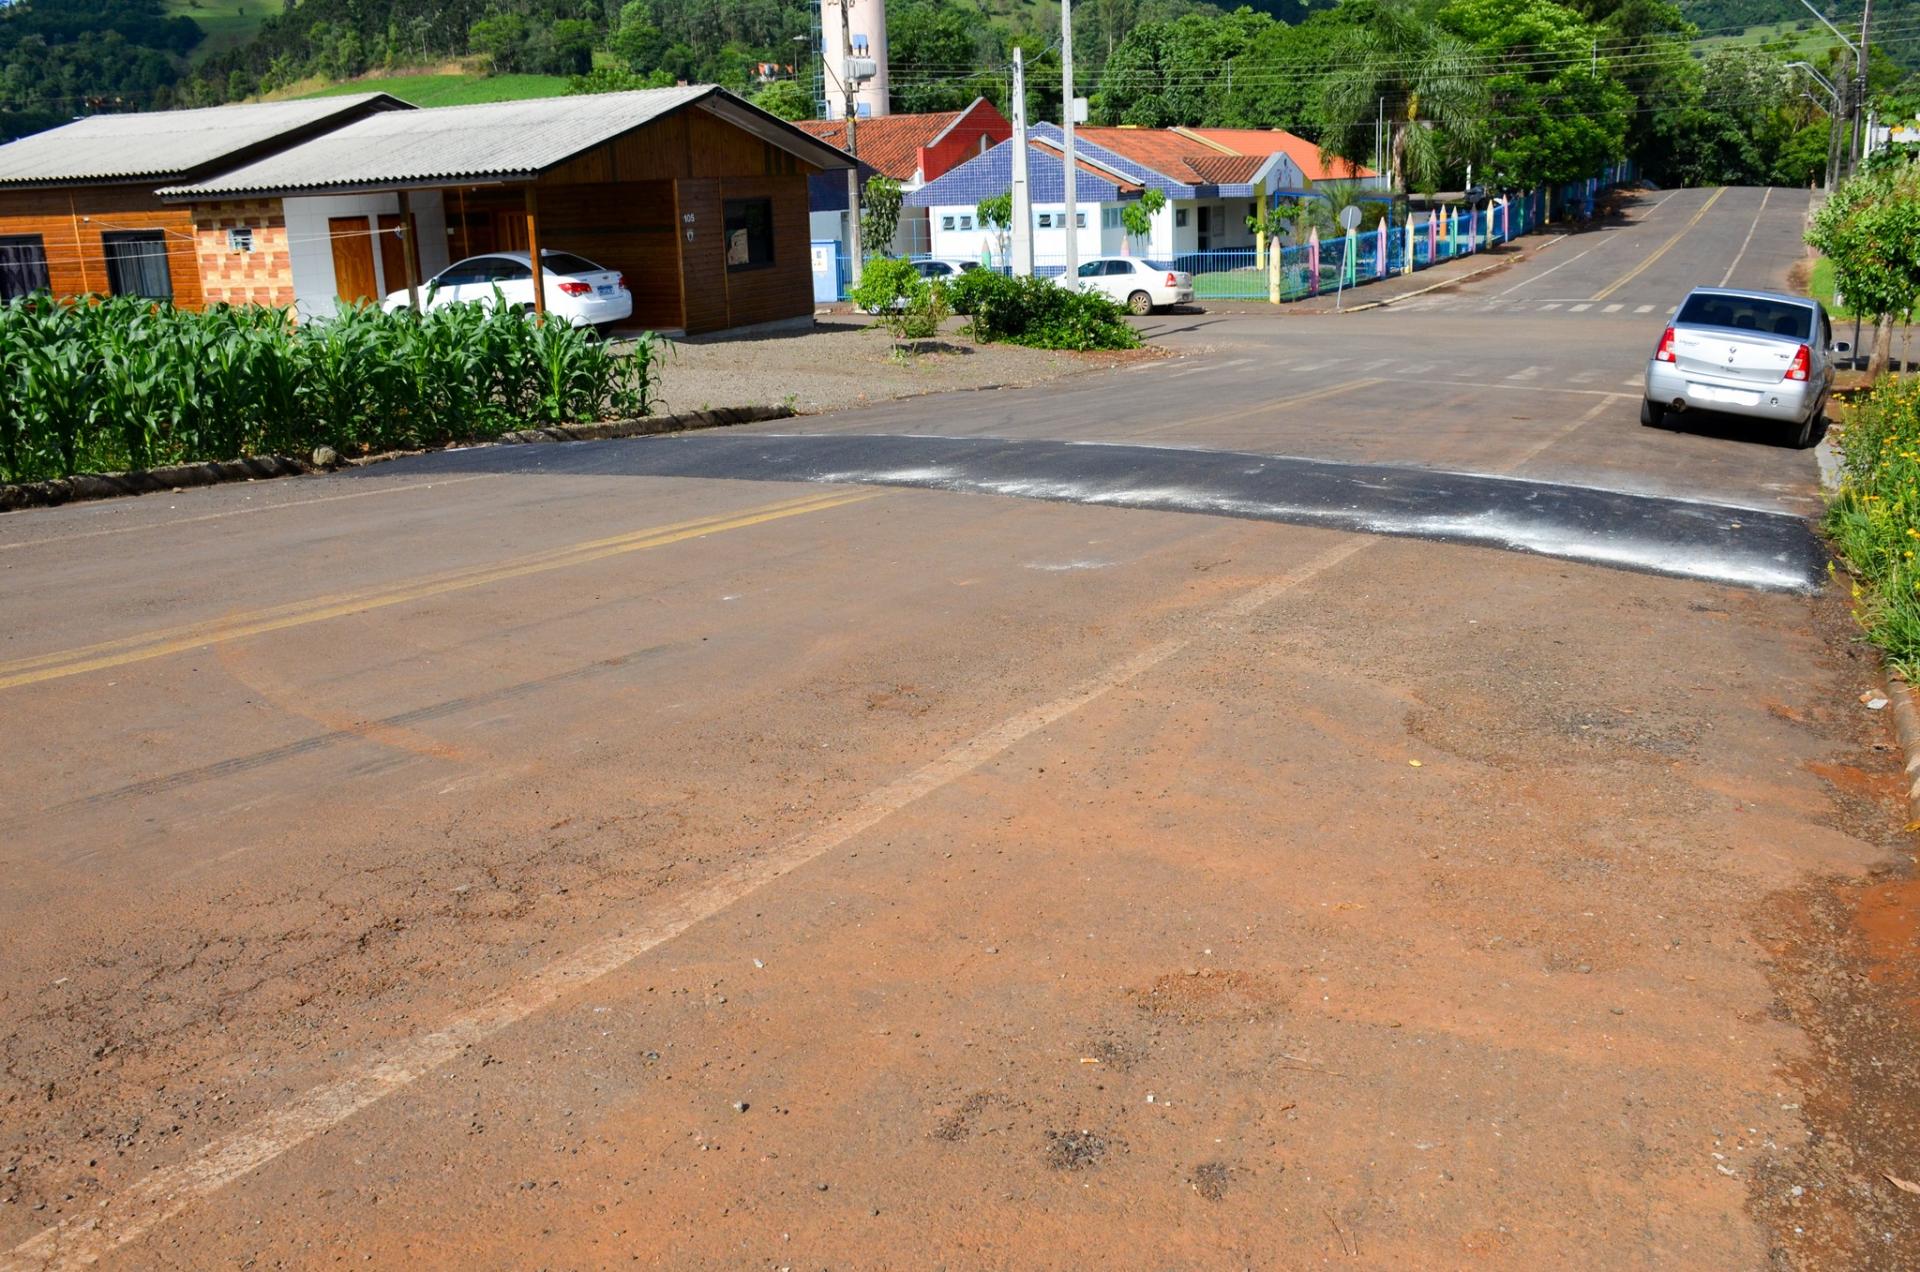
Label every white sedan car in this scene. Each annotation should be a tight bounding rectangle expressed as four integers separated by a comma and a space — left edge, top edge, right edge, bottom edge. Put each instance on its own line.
1072, 257, 1194, 314
384, 250, 632, 330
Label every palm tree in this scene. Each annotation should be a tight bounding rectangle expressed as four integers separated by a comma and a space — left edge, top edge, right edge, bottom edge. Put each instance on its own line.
1319, 3, 1487, 194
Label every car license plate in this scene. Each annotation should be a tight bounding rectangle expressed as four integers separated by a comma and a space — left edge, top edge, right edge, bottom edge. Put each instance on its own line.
596, 284, 614, 296
1692, 383, 1760, 407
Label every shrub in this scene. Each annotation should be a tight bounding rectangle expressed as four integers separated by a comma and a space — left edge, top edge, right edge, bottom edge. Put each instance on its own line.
1826, 376, 1920, 675
0, 295, 668, 484
850, 257, 950, 349
946, 270, 1140, 352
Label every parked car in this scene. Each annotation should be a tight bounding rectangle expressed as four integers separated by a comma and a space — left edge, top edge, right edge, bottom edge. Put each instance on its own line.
911, 258, 981, 281
1072, 257, 1194, 314
1642, 287, 1847, 448
385, 250, 632, 331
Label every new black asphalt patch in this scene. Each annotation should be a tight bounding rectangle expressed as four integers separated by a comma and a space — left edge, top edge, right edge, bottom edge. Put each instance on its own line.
394, 433, 1826, 592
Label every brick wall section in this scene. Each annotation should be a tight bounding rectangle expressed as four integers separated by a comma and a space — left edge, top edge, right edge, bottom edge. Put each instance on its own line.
193, 199, 294, 308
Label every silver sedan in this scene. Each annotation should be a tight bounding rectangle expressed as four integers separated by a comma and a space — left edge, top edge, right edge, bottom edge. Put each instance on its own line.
1642, 287, 1849, 448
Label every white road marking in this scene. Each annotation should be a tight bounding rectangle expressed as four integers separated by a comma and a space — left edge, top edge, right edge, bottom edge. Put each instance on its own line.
1507, 366, 1543, 381
1540, 303, 1562, 311
1635, 304, 1655, 314
1490, 241, 1600, 298
0, 542, 1370, 1272
1720, 186, 1773, 287
1602, 303, 1624, 313
1496, 397, 1617, 473
1569, 303, 1592, 313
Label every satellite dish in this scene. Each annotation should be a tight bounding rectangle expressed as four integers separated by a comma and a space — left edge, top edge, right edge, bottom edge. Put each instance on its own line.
1339, 205, 1363, 231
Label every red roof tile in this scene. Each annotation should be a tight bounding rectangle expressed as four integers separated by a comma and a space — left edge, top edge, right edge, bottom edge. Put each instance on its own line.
794, 110, 962, 181
1178, 128, 1377, 183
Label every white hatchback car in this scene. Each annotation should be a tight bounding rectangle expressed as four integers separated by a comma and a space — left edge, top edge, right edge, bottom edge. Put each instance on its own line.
1072, 257, 1194, 314
385, 249, 632, 330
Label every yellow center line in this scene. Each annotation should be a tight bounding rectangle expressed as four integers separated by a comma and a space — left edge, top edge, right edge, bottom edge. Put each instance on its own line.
1591, 186, 1727, 302
0, 489, 877, 692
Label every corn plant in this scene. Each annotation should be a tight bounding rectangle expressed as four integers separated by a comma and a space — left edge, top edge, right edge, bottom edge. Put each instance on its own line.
0, 293, 673, 484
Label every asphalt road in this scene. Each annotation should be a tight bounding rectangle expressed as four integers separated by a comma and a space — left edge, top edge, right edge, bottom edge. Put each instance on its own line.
3, 186, 1914, 1270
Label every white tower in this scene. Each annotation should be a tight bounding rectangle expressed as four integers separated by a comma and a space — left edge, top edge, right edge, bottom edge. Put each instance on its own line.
821, 0, 889, 120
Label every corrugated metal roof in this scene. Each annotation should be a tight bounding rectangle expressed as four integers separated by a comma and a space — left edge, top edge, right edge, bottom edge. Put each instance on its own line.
163, 85, 848, 198
0, 94, 406, 187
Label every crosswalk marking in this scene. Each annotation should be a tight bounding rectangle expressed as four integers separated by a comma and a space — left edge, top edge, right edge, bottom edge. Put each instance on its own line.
1635, 304, 1655, 314
1569, 303, 1592, 312
1540, 302, 1561, 311
1602, 303, 1624, 313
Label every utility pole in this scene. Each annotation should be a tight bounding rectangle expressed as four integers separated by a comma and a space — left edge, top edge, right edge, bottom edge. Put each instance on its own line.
1011, 46, 1033, 277
1061, 0, 1077, 286
837, 0, 864, 285
1855, 0, 1872, 170
1797, 0, 1861, 180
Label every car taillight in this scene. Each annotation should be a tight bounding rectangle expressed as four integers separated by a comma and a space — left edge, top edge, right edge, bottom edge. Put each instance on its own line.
617, 273, 628, 291
556, 281, 592, 296
1785, 344, 1810, 381
1654, 326, 1676, 362
1166, 272, 1178, 287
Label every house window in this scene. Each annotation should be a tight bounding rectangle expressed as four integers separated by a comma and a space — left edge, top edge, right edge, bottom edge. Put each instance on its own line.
227, 226, 253, 253
0, 234, 49, 300
958, 214, 973, 231
1037, 213, 1054, 229
941, 215, 955, 231
1102, 207, 1121, 229
1075, 212, 1086, 228
1175, 208, 1188, 228
723, 197, 775, 271
102, 230, 172, 300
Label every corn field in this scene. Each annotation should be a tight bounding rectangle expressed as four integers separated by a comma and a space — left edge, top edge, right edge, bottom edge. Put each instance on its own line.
0, 296, 668, 485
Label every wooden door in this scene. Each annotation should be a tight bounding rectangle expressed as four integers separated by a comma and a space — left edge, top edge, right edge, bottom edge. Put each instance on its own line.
329, 216, 377, 305
377, 213, 419, 291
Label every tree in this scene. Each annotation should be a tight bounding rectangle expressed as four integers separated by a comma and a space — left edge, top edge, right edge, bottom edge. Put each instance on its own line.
567, 65, 675, 94
751, 79, 811, 120
608, 18, 665, 71
1808, 160, 1920, 379
1319, 2, 1489, 193
1119, 187, 1165, 251
543, 18, 597, 75
1440, 0, 1629, 189
861, 175, 904, 257
888, 0, 999, 114
468, 13, 528, 74
977, 191, 1012, 262
1091, 10, 1275, 128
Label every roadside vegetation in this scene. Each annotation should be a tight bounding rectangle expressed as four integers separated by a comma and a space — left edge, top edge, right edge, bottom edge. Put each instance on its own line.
1828, 379, 1920, 676
0, 296, 665, 484
947, 270, 1142, 352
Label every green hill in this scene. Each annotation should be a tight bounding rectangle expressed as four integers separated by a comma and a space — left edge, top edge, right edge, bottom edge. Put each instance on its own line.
161, 0, 275, 63
300, 70, 573, 106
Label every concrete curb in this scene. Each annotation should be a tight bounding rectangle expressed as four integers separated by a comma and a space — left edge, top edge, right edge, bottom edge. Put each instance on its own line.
0, 404, 795, 514
1881, 675, 1920, 828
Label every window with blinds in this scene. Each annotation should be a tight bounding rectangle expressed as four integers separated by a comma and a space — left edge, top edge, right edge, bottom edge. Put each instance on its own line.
0, 235, 49, 301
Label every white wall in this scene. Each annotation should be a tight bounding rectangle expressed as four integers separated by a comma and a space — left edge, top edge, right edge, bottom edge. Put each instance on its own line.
284, 190, 450, 321
925, 201, 1109, 266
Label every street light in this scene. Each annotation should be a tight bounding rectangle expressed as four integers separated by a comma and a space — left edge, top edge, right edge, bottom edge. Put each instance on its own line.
1788, 60, 1838, 107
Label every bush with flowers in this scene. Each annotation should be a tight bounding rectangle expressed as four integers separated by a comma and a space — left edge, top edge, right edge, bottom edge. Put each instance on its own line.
1827, 376, 1920, 674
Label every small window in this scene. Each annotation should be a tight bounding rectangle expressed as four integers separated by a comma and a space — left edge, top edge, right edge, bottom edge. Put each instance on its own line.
724, 197, 775, 271
227, 226, 253, 253
941, 215, 955, 231
102, 230, 172, 300
1175, 208, 1188, 228
1037, 213, 1054, 229
1075, 212, 1086, 228
1101, 207, 1121, 229
959, 215, 973, 231
0, 234, 50, 300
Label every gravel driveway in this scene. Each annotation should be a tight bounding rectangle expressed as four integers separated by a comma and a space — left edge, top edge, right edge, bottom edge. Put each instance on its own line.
644, 317, 1156, 418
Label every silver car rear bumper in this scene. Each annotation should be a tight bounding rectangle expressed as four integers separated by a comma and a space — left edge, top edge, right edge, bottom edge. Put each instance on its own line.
1645, 361, 1817, 423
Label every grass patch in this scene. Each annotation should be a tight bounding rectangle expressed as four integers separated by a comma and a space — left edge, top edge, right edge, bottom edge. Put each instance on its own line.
165, 0, 278, 64
1825, 376, 1920, 677
1693, 20, 1830, 62
1808, 256, 1858, 321
1191, 269, 1270, 301
300, 73, 573, 107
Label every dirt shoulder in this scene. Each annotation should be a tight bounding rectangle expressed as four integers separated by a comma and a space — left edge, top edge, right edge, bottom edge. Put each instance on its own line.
650, 317, 1163, 418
